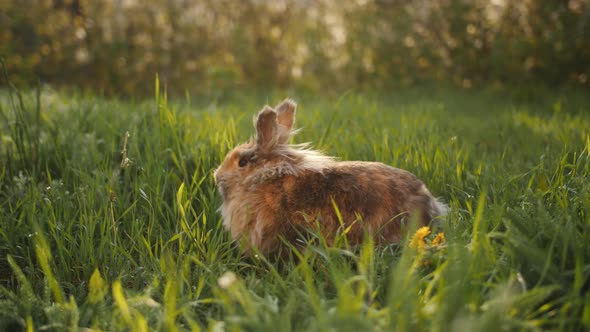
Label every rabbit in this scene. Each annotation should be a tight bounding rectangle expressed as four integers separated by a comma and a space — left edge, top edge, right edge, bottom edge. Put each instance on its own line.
214, 98, 448, 255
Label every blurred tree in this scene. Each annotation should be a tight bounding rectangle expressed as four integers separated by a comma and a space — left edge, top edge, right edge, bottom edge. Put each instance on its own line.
0, 0, 588, 95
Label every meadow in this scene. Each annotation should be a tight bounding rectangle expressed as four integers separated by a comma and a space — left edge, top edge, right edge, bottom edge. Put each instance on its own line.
0, 83, 589, 331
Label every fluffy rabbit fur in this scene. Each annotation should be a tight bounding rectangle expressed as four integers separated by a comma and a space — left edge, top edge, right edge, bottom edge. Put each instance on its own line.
214, 99, 447, 255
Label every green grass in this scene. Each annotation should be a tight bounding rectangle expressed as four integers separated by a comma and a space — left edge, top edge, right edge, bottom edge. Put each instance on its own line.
0, 83, 589, 331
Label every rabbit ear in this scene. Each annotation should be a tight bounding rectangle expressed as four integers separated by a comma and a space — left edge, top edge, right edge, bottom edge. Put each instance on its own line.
276, 98, 296, 130
276, 98, 297, 144
255, 106, 278, 151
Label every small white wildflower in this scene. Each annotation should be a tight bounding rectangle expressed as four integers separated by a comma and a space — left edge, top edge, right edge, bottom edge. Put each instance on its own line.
217, 271, 237, 289
121, 157, 133, 167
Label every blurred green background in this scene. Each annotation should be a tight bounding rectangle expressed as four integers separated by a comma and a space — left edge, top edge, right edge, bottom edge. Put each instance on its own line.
1, 0, 589, 96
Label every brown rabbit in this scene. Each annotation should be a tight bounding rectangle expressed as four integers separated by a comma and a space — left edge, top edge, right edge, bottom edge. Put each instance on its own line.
214, 99, 447, 255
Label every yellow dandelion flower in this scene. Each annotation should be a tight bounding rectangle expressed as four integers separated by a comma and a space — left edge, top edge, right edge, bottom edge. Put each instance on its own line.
431, 232, 446, 246
409, 226, 431, 249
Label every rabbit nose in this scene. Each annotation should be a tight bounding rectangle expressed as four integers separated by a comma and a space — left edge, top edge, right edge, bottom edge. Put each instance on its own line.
214, 175, 227, 197
213, 169, 221, 184
217, 182, 227, 199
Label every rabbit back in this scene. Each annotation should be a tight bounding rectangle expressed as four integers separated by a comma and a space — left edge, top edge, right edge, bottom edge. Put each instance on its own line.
242, 161, 444, 253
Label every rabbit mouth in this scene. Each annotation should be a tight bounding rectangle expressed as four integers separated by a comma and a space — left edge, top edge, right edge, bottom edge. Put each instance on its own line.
216, 180, 228, 199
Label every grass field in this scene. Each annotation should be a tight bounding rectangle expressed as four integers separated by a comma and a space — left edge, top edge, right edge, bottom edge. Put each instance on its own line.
0, 83, 589, 331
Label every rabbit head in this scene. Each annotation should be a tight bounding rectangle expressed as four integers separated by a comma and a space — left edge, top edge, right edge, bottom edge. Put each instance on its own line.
215, 99, 302, 198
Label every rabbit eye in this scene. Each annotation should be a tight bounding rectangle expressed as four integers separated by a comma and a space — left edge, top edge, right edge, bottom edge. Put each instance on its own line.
238, 157, 248, 167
